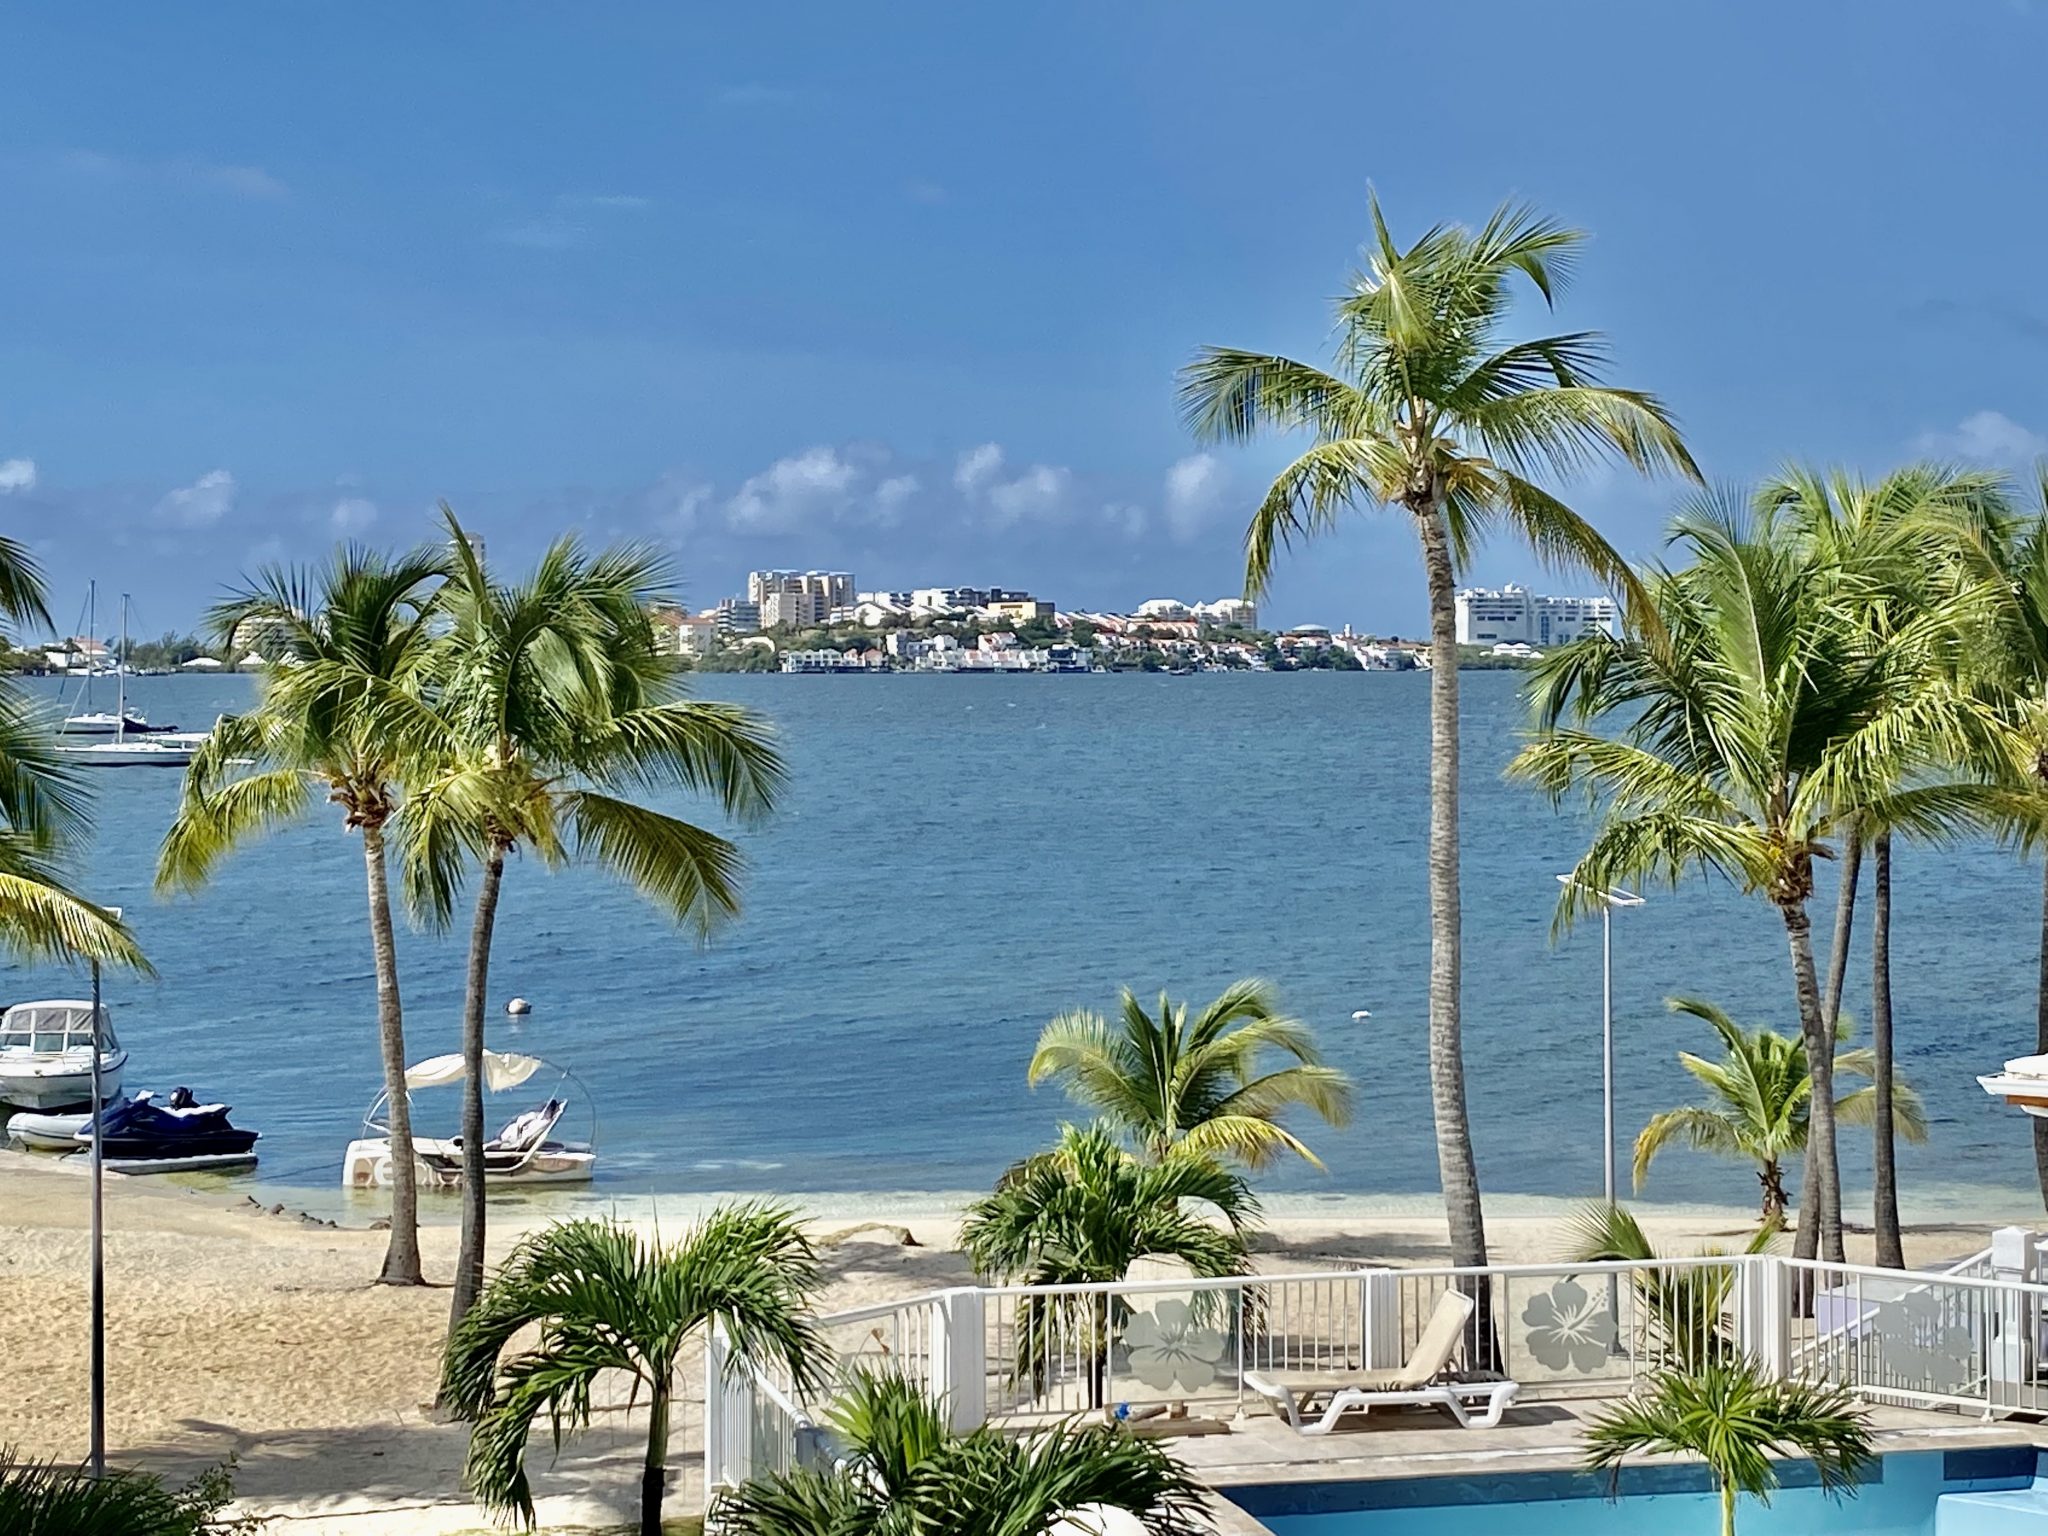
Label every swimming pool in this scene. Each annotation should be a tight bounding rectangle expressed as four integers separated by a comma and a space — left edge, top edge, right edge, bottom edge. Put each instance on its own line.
1224, 1449, 2048, 1534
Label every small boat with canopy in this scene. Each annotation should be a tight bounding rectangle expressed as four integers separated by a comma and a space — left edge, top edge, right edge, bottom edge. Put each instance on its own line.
1979, 1054, 2048, 1117
342, 1050, 597, 1190
0, 1000, 125, 1110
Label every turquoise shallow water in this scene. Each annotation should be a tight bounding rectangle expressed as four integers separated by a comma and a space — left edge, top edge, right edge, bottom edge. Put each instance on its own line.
6, 669, 2047, 1218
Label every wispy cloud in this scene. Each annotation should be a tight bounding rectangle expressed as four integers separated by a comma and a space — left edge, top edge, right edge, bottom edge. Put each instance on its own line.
493, 191, 652, 251
330, 497, 378, 535
495, 217, 587, 251
0, 458, 35, 494
903, 179, 947, 206
1163, 453, 1228, 542
55, 148, 287, 199
713, 83, 796, 108
1914, 409, 2048, 465
155, 469, 236, 529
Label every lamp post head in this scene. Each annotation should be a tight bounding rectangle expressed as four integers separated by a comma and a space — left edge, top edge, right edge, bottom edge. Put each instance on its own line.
1555, 873, 1645, 909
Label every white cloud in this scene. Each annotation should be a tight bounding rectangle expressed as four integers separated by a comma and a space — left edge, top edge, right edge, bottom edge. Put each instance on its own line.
497, 217, 585, 251
1101, 501, 1149, 537
986, 465, 1071, 526
0, 458, 35, 494
1162, 453, 1227, 541
1916, 409, 2048, 465
330, 497, 378, 535
155, 469, 235, 529
652, 475, 716, 537
873, 474, 920, 523
56, 148, 286, 199
954, 443, 1005, 495
183, 161, 288, 199
726, 446, 864, 533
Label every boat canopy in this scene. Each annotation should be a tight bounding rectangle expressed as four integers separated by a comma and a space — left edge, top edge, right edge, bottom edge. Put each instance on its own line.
0, 1000, 114, 1052
405, 1050, 543, 1092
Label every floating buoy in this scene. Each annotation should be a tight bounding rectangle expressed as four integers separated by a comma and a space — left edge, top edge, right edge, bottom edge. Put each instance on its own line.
506, 997, 531, 1017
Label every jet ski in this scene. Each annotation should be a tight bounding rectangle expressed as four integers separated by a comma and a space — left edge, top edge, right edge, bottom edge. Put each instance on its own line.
79, 1087, 260, 1173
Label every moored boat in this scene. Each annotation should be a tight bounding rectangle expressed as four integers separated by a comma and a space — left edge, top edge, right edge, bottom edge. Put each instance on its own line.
81, 1088, 260, 1173
1978, 1054, 2048, 1117
6, 1093, 130, 1150
343, 1050, 597, 1190
0, 1000, 125, 1109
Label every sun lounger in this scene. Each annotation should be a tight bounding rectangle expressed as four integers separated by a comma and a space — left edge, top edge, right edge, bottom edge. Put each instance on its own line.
1243, 1288, 1520, 1435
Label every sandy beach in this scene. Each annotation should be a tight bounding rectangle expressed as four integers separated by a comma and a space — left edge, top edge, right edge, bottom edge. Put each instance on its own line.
0, 1150, 2030, 1532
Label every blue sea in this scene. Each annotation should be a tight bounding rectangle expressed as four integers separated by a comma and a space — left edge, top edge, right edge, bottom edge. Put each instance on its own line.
7, 669, 2044, 1222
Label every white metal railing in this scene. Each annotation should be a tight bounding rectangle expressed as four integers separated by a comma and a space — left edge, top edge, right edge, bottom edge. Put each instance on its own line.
704, 1231, 2048, 1504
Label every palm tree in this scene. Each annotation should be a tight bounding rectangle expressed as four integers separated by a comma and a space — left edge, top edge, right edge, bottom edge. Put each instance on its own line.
962, 1122, 1257, 1407
1633, 997, 1927, 1231
1179, 196, 1698, 1270
1564, 1202, 1774, 1374
1026, 979, 1353, 1169
711, 1371, 1210, 1536
1767, 464, 2011, 1266
1512, 496, 1995, 1262
443, 1205, 826, 1536
1583, 1360, 1873, 1536
157, 546, 448, 1285
0, 1452, 244, 1535
0, 538, 141, 973
414, 509, 786, 1333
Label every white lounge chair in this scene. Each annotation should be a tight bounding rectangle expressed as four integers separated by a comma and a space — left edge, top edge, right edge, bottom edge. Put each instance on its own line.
1243, 1288, 1519, 1435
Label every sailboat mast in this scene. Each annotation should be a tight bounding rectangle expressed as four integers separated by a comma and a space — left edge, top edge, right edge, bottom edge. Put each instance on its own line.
114, 596, 127, 744
85, 580, 96, 716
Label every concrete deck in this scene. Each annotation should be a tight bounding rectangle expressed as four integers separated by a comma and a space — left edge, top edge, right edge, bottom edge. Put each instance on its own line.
1173, 1398, 2048, 1532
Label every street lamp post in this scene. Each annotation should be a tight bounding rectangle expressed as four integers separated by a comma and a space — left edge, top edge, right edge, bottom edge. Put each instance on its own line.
88, 907, 120, 1479
1556, 875, 1644, 1207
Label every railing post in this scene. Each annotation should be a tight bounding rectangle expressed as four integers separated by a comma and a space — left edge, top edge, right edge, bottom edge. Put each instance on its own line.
1362, 1268, 1400, 1371
1738, 1256, 1790, 1381
1989, 1227, 2038, 1411
934, 1288, 987, 1433
703, 1323, 731, 1505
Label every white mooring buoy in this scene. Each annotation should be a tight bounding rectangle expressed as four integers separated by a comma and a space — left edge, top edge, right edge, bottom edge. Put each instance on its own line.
506, 997, 531, 1017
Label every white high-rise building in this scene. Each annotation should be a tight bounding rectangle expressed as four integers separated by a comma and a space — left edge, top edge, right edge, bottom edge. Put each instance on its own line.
1454, 583, 1619, 647
748, 570, 856, 629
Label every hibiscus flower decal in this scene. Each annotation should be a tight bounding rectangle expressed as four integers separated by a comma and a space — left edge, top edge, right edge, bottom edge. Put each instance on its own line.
1122, 1297, 1229, 1393
1521, 1278, 1615, 1374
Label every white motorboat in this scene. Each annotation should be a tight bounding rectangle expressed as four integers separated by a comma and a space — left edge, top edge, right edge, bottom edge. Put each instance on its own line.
7, 1093, 131, 1150
1979, 1054, 2048, 1117
342, 1050, 597, 1190
0, 1000, 125, 1110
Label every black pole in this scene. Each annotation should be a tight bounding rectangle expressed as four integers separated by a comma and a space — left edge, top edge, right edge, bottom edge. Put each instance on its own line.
88, 956, 105, 1477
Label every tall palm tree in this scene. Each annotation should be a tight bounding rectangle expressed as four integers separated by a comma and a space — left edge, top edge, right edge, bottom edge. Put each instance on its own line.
711, 1370, 1211, 1536
1766, 464, 2010, 1265
1027, 979, 1353, 1169
1632, 997, 1926, 1230
157, 547, 448, 1285
1583, 1361, 1873, 1536
1179, 197, 1698, 1269
445, 1206, 826, 1536
1946, 479, 2048, 1212
1512, 497, 1994, 1261
413, 509, 786, 1333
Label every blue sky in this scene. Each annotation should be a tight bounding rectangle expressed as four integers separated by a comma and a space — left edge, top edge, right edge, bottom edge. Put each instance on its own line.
3, 2, 2046, 637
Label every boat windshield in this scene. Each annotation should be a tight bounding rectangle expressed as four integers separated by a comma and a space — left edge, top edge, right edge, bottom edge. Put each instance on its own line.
0, 1001, 115, 1054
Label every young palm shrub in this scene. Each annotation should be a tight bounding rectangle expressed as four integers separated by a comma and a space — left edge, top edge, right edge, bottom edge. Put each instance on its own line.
711, 1370, 1211, 1536
414, 508, 786, 1334
1633, 997, 1927, 1231
962, 1123, 1256, 1407
157, 546, 448, 1285
1566, 1203, 1775, 1374
1583, 1359, 1873, 1536
1513, 495, 2000, 1263
1179, 196, 1698, 1271
443, 1204, 826, 1536
1027, 979, 1353, 1169
0, 1453, 248, 1535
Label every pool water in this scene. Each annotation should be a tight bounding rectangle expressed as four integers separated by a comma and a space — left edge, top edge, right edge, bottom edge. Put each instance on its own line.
1228, 1450, 2048, 1535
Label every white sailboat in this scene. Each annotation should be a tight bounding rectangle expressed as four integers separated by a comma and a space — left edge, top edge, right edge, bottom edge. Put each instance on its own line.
66, 595, 196, 768
59, 582, 158, 736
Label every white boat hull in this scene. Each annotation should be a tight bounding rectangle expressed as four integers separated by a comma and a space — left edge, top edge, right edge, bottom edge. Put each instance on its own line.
1979, 1072, 2048, 1117
68, 740, 195, 768
0, 1054, 125, 1110
106, 1151, 260, 1175
6, 1099, 126, 1149
342, 1135, 597, 1189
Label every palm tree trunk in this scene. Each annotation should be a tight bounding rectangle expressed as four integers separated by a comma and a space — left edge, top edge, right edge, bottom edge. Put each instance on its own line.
1797, 828, 1862, 1264
640, 1379, 670, 1536
364, 822, 423, 1286
1760, 1159, 1786, 1232
2035, 857, 2048, 1215
1720, 1478, 1737, 1536
1781, 897, 1843, 1263
1871, 831, 1903, 1269
448, 847, 507, 1336
1416, 502, 1486, 1270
